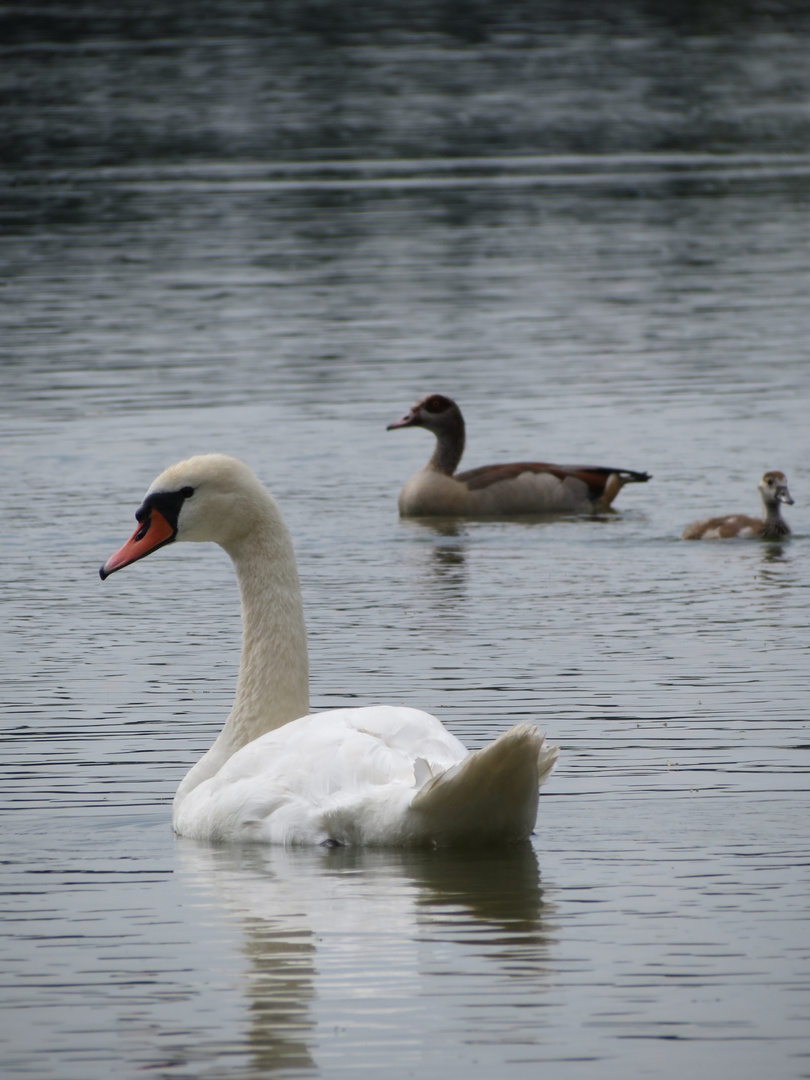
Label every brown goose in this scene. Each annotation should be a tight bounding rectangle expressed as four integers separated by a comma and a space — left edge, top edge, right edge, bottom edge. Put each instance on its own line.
682, 471, 794, 540
387, 393, 650, 517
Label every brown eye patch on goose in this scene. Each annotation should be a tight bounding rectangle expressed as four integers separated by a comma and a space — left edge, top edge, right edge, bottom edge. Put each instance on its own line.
423, 394, 453, 413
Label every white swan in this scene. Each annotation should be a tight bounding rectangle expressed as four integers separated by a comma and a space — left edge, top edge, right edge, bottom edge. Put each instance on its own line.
100, 454, 558, 846
388, 394, 651, 517
682, 470, 794, 540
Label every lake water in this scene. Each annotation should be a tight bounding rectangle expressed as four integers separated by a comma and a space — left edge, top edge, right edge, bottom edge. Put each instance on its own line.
2, 4, 810, 1078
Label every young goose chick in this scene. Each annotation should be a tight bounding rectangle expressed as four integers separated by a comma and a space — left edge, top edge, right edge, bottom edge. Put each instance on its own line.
682, 470, 794, 540
100, 454, 558, 846
387, 393, 650, 517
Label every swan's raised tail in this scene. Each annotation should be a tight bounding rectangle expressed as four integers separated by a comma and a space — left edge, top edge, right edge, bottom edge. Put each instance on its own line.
409, 724, 558, 846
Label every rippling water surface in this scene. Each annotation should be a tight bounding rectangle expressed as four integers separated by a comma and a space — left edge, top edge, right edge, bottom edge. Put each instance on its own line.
2, 4, 810, 1078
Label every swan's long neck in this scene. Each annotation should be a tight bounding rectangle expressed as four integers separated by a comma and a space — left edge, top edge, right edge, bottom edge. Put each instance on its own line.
174, 496, 309, 808
227, 514, 310, 745
429, 413, 465, 476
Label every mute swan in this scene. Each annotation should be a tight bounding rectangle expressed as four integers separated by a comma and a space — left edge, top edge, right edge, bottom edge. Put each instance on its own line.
100, 454, 558, 846
388, 394, 651, 517
682, 471, 794, 540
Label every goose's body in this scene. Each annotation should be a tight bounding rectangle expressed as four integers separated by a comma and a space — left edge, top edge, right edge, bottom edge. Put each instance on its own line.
388, 394, 650, 517
682, 471, 794, 541
101, 454, 557, 846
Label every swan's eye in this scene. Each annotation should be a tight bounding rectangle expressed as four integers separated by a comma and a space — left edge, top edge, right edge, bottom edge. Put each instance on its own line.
180, 486, 194, 499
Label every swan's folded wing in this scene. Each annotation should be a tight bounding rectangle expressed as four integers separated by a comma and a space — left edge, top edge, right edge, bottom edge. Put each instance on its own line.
409, 724, 558, 845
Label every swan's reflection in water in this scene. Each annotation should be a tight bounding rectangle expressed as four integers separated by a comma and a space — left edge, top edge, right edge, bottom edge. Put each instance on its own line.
177, 841, 552, 1072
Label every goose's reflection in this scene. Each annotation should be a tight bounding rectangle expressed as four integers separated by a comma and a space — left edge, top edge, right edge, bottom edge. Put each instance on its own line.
402, 517, 468, 540
759, 541, 789, 565
176, 840, 551, 1072
425, 542, 468, 602
401, 518, 469, 602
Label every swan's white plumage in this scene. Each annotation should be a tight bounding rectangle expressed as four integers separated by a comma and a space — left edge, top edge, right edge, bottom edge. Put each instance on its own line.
174, 706, 468, 845
102, 453, 558, 847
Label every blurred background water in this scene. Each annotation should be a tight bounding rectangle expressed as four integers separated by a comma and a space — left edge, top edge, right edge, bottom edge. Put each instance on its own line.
1, 2, 810, 1077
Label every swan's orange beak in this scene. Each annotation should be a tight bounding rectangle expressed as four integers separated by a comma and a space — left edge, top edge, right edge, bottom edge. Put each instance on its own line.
100, 509, 175, 580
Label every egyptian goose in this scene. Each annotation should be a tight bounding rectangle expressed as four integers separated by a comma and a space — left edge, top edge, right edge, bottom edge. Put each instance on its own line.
387, 394, 650, 517
100, 454, 558, 846
682, 470, 794, 540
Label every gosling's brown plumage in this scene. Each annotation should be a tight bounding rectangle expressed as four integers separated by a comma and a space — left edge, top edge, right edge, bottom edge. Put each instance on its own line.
682, 471, 794, 541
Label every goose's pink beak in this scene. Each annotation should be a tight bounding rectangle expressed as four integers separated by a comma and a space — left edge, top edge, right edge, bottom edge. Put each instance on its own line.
100, 509, 175, 580
387, 407, 419, 430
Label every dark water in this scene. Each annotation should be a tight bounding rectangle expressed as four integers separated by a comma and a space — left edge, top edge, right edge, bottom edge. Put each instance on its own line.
2, 5, 810, 1078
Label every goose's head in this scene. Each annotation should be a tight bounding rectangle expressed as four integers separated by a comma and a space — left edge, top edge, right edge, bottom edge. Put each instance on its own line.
387, 394, 464, 438
759, 470, 794, 510
100, 454, 271, 579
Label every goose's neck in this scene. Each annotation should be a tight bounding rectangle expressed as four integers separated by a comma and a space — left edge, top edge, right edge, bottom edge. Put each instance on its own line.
429, 415, 465, 476
761, 499, 788, 537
